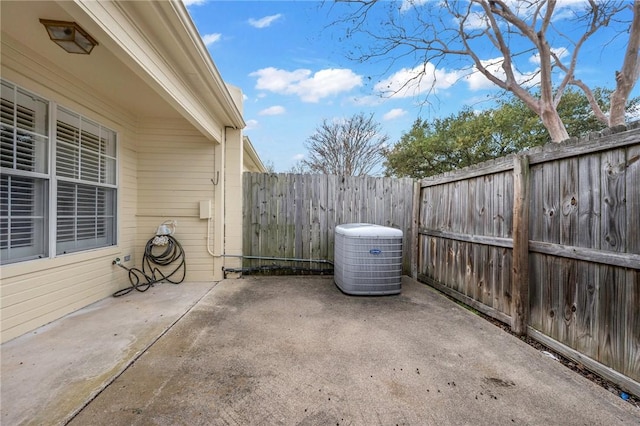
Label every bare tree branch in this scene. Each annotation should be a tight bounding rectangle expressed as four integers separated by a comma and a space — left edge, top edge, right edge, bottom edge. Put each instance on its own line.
301, 113, 387, 176
329, 0, 637, 143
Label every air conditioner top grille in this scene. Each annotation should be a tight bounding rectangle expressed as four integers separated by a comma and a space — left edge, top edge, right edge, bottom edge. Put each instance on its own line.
335, 223, 402, 238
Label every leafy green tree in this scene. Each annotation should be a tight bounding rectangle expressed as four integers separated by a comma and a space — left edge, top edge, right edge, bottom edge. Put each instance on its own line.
382, 109, 504, 179
383, 88, 639, 178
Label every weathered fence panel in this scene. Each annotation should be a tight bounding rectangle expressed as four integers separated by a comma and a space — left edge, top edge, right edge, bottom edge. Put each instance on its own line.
243, 173, 415, 274
417, 124, 640, 394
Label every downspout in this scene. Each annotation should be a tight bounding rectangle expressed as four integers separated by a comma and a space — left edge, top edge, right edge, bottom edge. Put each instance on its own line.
207, 126, 234, 261
206, 128, 225, 260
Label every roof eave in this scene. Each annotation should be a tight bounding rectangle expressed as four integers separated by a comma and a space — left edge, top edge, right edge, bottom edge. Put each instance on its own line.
61, 0, 245, 141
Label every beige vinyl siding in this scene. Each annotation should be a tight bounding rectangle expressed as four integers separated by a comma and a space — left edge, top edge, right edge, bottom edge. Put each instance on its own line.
1, 256, 122, 331
135, 119, 217, 282
116, 136, 138, 270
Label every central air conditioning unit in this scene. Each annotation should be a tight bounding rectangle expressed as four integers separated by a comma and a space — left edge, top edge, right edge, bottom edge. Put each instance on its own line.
334, 223, 403, 295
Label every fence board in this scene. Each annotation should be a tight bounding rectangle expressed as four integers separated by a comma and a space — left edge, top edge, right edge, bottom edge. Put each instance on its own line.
575, 153, 601, 359
558, 157, 578, 345
598, 148, 628, 375
482, 174, 493, 307
625, 144, 640, 379
327, 175, 337, 260
627, 269, 640, 380
256, 173, 267, 266
512, 155, 530, 335
286, 175, 296, 259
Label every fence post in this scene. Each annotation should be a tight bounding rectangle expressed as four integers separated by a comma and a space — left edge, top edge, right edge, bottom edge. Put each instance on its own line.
511, 155, 530, 336
411, 180, 421, 279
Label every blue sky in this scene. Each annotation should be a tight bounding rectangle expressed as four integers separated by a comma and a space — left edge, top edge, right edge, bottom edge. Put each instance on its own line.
184, 0, 638, 173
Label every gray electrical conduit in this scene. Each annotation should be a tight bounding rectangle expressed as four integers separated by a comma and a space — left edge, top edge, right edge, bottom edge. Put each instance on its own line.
224, 254, 333, 264
221, 255, 334, 275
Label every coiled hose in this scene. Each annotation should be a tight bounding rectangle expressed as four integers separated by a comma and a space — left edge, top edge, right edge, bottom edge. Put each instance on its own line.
112, 235, 186, 297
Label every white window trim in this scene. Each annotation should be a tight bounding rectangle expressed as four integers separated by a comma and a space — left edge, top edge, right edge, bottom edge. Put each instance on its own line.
1, 79, 118, 265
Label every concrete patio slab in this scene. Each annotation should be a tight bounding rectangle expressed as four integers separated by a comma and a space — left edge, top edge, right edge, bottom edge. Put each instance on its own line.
54, 276, 638, 425
1, 281, 217, 426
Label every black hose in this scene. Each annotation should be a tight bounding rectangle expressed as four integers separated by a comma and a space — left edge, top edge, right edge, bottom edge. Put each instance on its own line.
113, 235, 186, 297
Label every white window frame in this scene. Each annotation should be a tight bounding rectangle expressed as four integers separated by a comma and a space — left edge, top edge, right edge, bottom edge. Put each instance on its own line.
1, 81, 50, 263
0, 79, 118, 265
54, 106, 118, 255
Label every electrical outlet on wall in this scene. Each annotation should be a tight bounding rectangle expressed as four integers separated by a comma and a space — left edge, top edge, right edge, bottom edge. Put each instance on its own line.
124, 255, 131, 262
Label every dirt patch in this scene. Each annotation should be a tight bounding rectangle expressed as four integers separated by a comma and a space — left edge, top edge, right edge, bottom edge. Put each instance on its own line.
484, 377, 516, 387
463, 301, 640, 409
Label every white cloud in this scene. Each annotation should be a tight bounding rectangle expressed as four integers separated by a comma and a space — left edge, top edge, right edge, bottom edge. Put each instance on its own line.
295, 69, 363, 102
383, 108, 407, 121
250, 67, 362, 103
550, 0, 589, 21
375, 63, 463, 98
377, 58, 542, 96
202, 33, 221, 46
252, 68, 311, 92
498, 0, 584, 18
529, 47, 570, 65
459, 12, 489, 30
400, 0, 430, 13
248, 14, 283, 29
245, 119, 258, 130
349, 95, 384, 107
293, 153, 305, 161
464, 57, 540, 90
182, 0, 206, 6
259, 105, 286, 116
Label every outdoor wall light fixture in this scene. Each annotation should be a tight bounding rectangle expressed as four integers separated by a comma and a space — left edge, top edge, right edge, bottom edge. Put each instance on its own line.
39, 19, 98, 54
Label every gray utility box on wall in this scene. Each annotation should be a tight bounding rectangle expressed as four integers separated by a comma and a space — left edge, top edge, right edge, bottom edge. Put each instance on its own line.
334, 223, 403, 295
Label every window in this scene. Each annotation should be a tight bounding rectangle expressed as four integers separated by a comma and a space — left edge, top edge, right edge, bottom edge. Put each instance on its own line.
0, 80, 117, 264
1, 81, 49, 264
55, 107, 117, 254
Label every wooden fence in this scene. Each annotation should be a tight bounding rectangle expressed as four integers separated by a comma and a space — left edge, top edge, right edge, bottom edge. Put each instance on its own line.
243, 173, 415, 274
416, 124, 640, 395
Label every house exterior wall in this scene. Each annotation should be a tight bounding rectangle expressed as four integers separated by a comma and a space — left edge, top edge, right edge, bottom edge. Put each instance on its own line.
0, 1, 253, 343
135, 118, 219, 282
0, 42, 138, 342
223, 127, 244, 272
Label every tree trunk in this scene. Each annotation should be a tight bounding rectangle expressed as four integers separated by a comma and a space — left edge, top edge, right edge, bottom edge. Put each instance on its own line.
540, 105, 570, 143
610, 80, 633, 127
609, 1, 640, 126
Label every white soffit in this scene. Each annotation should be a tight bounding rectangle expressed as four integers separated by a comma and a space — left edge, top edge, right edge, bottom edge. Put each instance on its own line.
58, 0, 245, 141
0, 1, 178, 122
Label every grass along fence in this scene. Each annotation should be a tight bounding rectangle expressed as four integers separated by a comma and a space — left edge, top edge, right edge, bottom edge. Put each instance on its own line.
242, 173, 415, 274
416, 123, 640, 396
